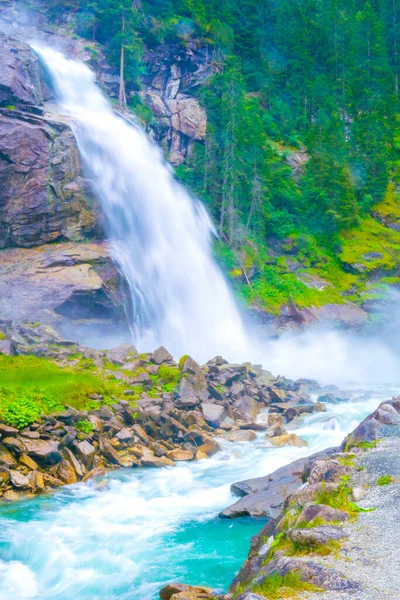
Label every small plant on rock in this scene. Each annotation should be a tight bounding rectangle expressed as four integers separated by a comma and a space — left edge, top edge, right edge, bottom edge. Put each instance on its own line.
377, 475, 392, 486
75, 420, 94, 435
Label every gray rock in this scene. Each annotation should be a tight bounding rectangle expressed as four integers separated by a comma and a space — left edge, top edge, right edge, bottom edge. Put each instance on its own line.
288, 525, 348, 546
296, 504, 349, 526
23, 438, 61, 465
152, 346, 173, 364
256, 555, 360, 591
201, 403, 227, 428
9, 469, 30, 490
105, 343, 137, 365
75, 440, 96, 468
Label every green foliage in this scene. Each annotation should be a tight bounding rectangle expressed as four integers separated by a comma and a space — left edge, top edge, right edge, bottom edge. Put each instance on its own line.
0, 355, 125, 427
0, 332, 6, 340
75, 419, 94, 434
158, 364, 180, 384
252, 572, 320, 599
377, 475, 392, 486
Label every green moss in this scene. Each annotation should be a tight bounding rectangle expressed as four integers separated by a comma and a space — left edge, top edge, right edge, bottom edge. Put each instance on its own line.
339, 216, 400, 273
346, 439, 379, 451
178, 355, 190, 370
377, 475, 392, 486
0, 355, 125, 428
0, 332, 6, 340
252, 572, 321, 599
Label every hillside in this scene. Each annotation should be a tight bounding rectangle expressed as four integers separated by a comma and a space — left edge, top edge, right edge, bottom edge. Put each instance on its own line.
0, 0, 400, 335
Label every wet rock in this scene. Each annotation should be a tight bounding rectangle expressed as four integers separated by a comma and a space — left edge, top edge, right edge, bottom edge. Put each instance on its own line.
343, 398, 400, 447
3, 489, 21, 501
166, 448, 194, 461
196, 438, 221, 457
232, 396, 263, 422
0, 443, 21, 468
222, 457, 307, 519
270, 433, 307, 448
159, 583, 212, 600
141, 456, 175, 468
225, 430, 257, 443
288, 525, 348, 546
296, 503, 349, 526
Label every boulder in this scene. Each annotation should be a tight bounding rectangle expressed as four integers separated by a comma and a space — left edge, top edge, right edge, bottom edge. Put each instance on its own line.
255, 555, 359, 592
296, 504, 349, 526
28, 470, 45, 493
166, 449, 194, 461
57, 459, 78, 485
106, 344, 137, 365
0, 423, 19, 436
62, 447, 86, 478
308, 459, 351, 484
160, 583, 212, 600
343, 398, 400, 447
225, 430, 257, 443
99, 437, 133, 467
222, 457, 308, 518
9, 469, 30, 490
270, 433, 307, 448
2, 436, 25, 455
22, 438, 61, 465
152, 346, 173, 364
0, 243, 125, 324
19, 453, 39, 470
75, 440, 96, 469
141, 456, 176, 468
201, 403, 227, 428
288, 525, 348, 547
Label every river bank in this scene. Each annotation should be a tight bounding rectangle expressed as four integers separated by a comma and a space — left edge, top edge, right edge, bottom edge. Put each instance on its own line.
0, 320, 334, 502
166, 397, 400, 600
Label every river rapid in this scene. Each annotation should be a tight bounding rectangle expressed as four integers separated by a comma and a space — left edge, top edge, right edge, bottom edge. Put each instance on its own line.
0, 387, 396, 600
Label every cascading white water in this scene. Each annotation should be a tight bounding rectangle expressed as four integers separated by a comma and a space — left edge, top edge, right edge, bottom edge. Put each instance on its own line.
34, 46, 253, 362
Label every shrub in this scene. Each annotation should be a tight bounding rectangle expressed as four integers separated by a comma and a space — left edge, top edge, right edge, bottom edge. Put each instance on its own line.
76, 420, 94, 435
377, 475, 392, 486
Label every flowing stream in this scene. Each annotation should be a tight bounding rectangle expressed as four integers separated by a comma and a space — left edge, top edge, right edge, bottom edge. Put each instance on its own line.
0, 390, 394, 600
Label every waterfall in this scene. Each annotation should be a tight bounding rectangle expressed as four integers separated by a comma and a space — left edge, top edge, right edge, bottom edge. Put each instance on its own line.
34, 46, 252, 362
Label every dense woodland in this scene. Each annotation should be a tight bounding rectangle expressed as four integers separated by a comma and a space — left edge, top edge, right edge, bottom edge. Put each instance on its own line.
39, 0, 400, 314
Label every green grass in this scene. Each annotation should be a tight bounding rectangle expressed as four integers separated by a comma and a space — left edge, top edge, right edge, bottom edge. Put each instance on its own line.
0, 355, 126, 428
377, 475, 392, 486
252, 572, 321, 599
76, 420, 94, 435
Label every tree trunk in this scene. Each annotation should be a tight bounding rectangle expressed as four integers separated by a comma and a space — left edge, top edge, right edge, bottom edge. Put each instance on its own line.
118, 13, 127, 111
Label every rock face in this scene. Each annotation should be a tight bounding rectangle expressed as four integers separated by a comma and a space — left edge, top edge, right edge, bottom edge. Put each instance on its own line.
0, 242, 125, 323
0, 34, 101, 250
140, 43, 212, 164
